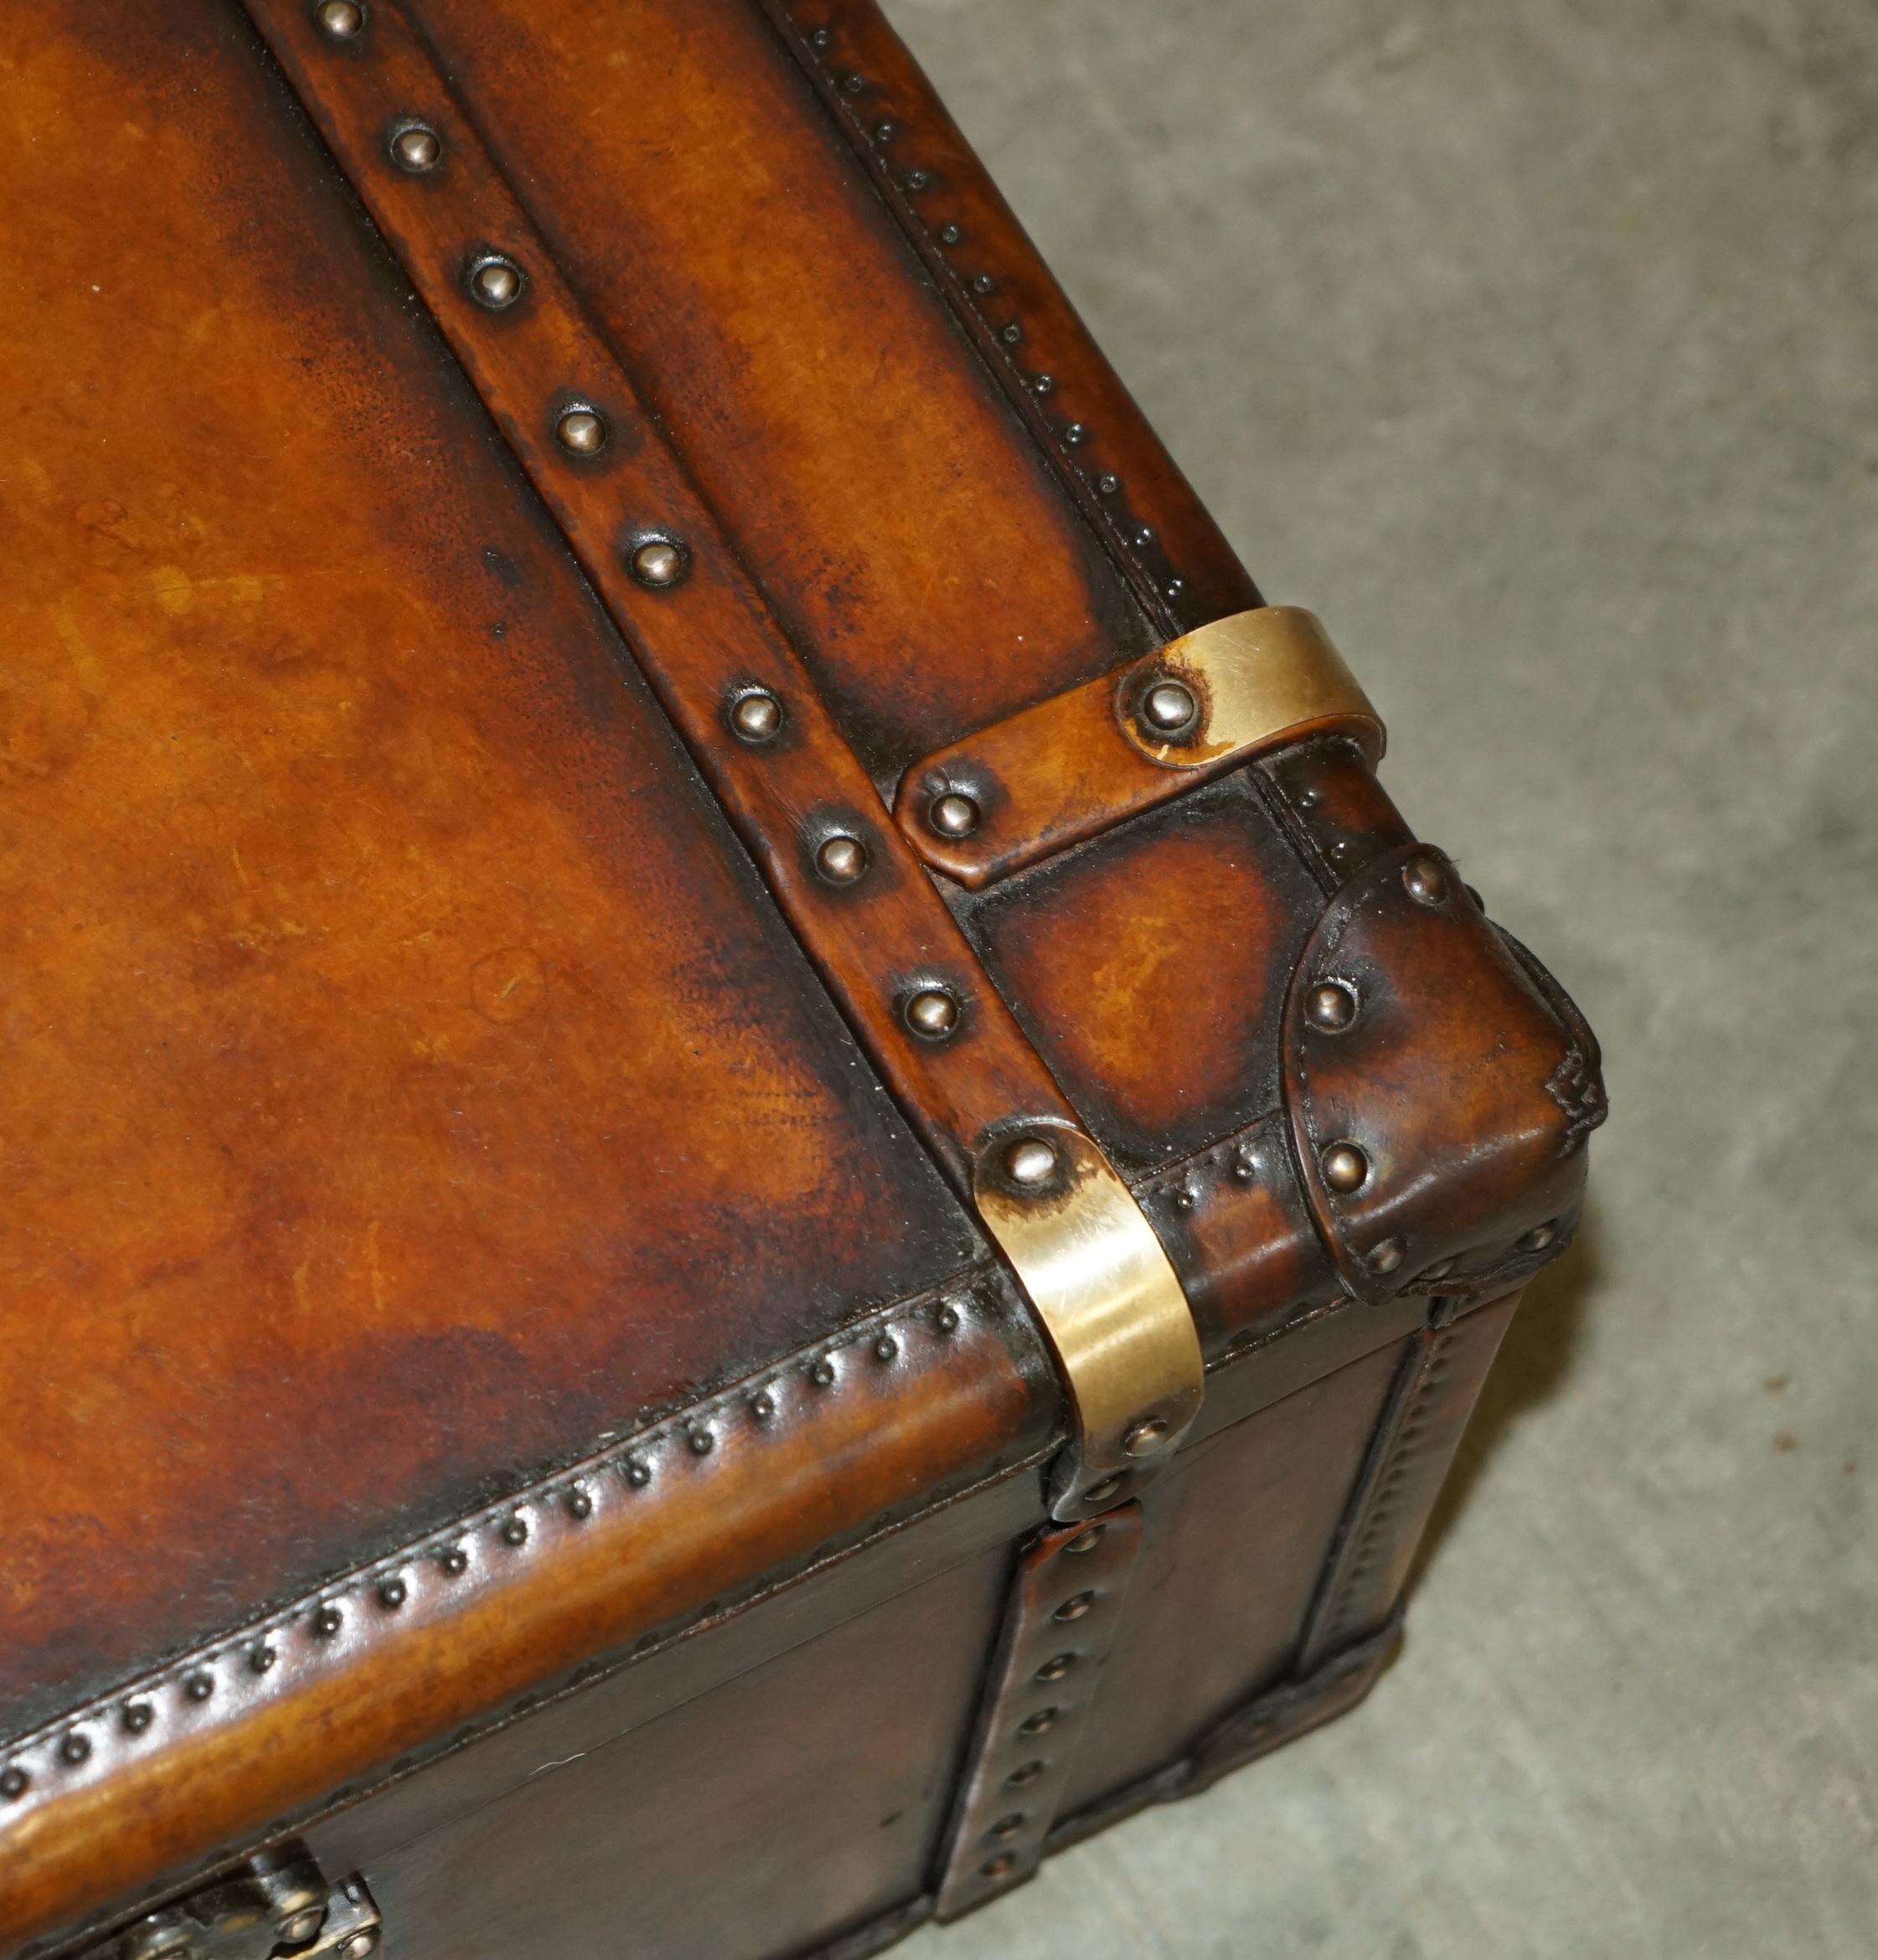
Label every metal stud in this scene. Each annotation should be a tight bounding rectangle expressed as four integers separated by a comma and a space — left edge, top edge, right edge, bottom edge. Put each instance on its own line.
1140, 678, 1197, 733
250, 1643, 276, 1673
1034, 1654, 1075, 1683
982, 1855, 1017, 1881
1054, 1591, 1095, 1622
1080, 1473, 1123, 1506
1064, 1524, 1105, 1555
312, 1604, 343, 1637
1321, 1140, 1370, 1194
624, 1458, 652, 1488
631, 539, 686, 588
338, 1932, 380, 1960
750, 1390, 776, 1421
1003, 1136, 1058, 1187
730, 690, 782, 743
934, 1302, 962, 1334
500, 1515, 528, 1545
184, 1673, 213, 1702
1305, 980, 1359, 1033
440, 1545, 468, 1575
1004, 1761, 1045, 1787
905, 986, 960, 1039
1520, 1220, 1558, 1252
988, 1813, 1026, 1841
1123, 1418, 1169, 1457
565, 1488, 593, 1520
873, 1333, 898, 1362
688, 1426, 714, 1455
928, 790, 980, 838
555, 407, 607, 456
59, 1732, 90, 1766
808, 1357, 837, 1387
390, 124, 441, 173
1018, 1710, 1057, 1736
123, 1702, 153, 1732
1, 1767, 28, 1799
1402, 854, 1449, 906
277, 1910, 326, 1947
816, 834, 866, 885
468, 257, 523, 310
315, 0, 365, 39
1366, 1237, 1406, 1276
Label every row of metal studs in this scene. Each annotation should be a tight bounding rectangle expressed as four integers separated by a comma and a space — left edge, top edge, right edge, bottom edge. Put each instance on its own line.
775, 2, 1186, 616
0, 1282, 989, 1811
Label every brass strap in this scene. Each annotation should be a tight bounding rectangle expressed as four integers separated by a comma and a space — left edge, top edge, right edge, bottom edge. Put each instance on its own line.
896, 606, 1385, 889
240, 0, 1202, 1517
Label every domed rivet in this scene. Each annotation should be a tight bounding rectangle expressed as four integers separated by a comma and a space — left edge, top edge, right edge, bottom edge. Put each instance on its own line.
808, 1357, 837, 1387
1080, 1474, 1123, 1506
905, 987, 960, 1040
1005, 1761, 1045, 1787
982, 1854, 1018, 1880
1306, 981, 1359, 1033
631, 539, 686, 588
1064, 422, 1087, 446
565, 1488, 593, 1520
1003, 1137, 1058, 1187
1019, 1710, 1057, 1736
928, 791, 980, 838
1123, 1418, 1169, 1457
1417, 1257, 1457, 1283
1, 1767, 28, 1798
1001, 322, 1022, 345
873, 1333, 899, 1363
1321, 1141, 1369, 1194
1032, 373, 1055, 395
1367, 1237, 1406, 1276
277, 1910, 325, 1947
939, 223, 962, 245
440, 1546, 468, 1575
874, 121, 896, 142
1096, 473, 1119, 495
905, 168, 931, 191
1140, 678, 1196, 733
750, 1391, 776, 1421
730, 690, 782, 743
972, 273, 995, 295
500, 1515, 528, 1545
468, 257, 523, 310
624, 1458, 652, 1488
59, 1732, 90, 1766
816, 834, 866, 885
1034, 1654, 1075, 1683
555, 407, 607, 456
316, 0, 365, 39
1402, 854, 1449, 906
1064, 1525, 1104, 1555
378, 1572, 407, 1607
184, 1673, 213, 1703
390, 124, 441, 173
249, 1644, 276, 1674
688, 1426, 714, 1455
988, 1813, 1026, 1841
1054, 1591, 1095, 1622
312, 1604, 343, 1637
934, 1302, 961, 1334
123, 1702, 154, 1732
338, 1932, 380, 1960
1520, 1220, 1558, 1252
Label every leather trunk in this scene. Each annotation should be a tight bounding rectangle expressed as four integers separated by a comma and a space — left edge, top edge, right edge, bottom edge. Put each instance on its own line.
0, 4, 1606, 1957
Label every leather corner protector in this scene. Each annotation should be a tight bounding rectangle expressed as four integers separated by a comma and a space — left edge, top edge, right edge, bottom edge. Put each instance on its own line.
1282, 844, 1607, 1306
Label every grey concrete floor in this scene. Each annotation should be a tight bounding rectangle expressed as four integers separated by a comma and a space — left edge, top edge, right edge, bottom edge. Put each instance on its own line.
880, 2, 1877, 1955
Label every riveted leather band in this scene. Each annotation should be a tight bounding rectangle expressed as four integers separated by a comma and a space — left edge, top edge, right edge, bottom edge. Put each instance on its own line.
236, 0, 1203, 1519
896, 608, 1384, 889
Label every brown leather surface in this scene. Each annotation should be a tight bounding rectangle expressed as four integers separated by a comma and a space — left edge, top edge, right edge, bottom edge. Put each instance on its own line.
0, 0, 981, 1738
969, 774, 1324, 1170
0, 1287, 1055, 1955
403, 0, 1158, 786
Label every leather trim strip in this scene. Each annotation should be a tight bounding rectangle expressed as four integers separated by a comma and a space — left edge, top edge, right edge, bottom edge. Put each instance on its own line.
895, 607, 1382, 889
235, 0, 1204, 1517
0, 1277, 1054, 1957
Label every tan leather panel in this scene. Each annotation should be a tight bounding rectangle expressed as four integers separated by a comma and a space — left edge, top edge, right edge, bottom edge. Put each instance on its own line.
0, 2, 976, 1736
409, 0, 1157, 781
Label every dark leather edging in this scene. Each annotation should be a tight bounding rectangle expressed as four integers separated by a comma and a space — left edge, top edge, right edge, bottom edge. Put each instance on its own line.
0, 1276, 1057, 1958
756, 0, 1263, 641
